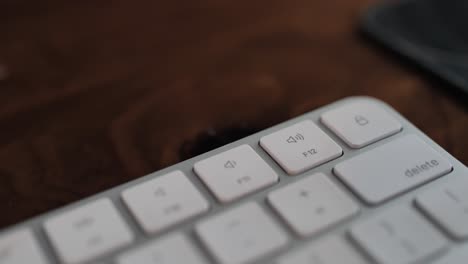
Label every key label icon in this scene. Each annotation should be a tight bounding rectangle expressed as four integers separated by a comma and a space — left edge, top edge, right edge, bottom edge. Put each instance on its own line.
224, 160, 237, 169
286, 133, 305, 143
354, 115, 369, 126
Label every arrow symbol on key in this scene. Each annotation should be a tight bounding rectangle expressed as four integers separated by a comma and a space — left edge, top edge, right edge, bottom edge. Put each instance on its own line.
224, 160, 237, 169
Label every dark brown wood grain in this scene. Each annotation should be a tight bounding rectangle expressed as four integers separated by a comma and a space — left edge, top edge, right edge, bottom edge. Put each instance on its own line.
0, 0, 467, 228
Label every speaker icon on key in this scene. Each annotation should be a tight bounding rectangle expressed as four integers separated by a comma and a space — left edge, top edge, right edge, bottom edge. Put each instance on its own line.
286, 133, 305, 143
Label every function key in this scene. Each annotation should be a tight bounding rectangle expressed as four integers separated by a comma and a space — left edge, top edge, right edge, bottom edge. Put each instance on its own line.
44, 198, 134, 264
321, 100, 402, 148
0, 229, 49, 264
122, 171, 209, 234
260, 120, 342, 175
194, 145, 278, 203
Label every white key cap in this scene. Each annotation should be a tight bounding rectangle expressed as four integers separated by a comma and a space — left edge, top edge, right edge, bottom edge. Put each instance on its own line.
320, 100, 402, 148
117, 233, 206, 264
350, 206, 447, 264
196, 203, 288, 264
194, 145, 278, 203
122, 171, 209, 234
432, 243, 468, 264
334, 135, 453, 204
277, 235, 368, 264
260, 120, 342, 175
44, 198, 134, 264
416, 177, 468, 240
268, 173, 359, 237
0, 229, 48, 264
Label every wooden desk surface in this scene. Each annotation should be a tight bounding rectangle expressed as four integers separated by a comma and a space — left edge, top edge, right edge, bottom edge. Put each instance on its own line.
0, 0, 467, 228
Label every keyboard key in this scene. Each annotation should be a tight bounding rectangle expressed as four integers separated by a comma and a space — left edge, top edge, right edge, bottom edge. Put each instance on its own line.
334, 134, 453, 204
321, 101, 402, 148
416, 177, 468, 240
194, 145, 278, 203
276, 235, 368, 264
268, 173, 359, 237
350, 206, 447, 264
122, 171, 209, 234
44, 198, 134, 264
432, 243, 468, 264
260, 120, 342, 175
0, 229, 49, 264
117, 233, 206, 264
196, 203, 288, 264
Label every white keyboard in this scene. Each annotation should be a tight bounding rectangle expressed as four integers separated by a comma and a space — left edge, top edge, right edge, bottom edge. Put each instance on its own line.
1, 96, 467, 264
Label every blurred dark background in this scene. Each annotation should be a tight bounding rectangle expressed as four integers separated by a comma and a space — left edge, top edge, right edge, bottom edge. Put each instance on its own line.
0, 0, 467, 228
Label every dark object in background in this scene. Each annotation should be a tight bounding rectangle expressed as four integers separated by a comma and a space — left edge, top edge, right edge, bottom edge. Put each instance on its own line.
362, 0, 468, 97
179, 124, 261, 160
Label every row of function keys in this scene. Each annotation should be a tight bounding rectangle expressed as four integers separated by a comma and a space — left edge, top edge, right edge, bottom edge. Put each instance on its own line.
1, 131, 455, 264
0, 100, 457, 264
197, 99, 405, 203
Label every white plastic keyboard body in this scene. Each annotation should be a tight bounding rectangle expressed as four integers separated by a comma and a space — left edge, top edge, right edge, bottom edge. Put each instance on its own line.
1, 96, 467, 264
